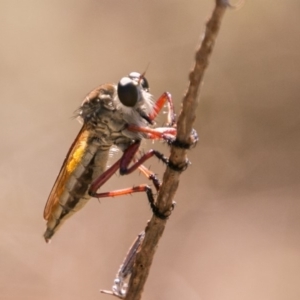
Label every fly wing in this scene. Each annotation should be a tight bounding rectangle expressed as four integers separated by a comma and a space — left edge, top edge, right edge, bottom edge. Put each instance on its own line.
43, 124, 89, 220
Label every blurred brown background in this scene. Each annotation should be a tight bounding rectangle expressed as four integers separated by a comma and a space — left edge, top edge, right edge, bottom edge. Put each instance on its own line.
1, 1, 300, 299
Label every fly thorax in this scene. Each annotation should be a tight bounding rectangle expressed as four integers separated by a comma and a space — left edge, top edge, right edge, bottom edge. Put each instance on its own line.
77, 83, 118, 126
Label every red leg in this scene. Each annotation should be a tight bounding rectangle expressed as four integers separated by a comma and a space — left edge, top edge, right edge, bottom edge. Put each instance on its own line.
87, 140, 171, 219
93, 184, 169, 219
93, 185, 150, 198
89, 141, 167, 197
138, 164, 161, 191
126, 125, 177, 142
120, 147, 169, 176
89, 158, 122, 196
148, 92, 176, 126
119, 141, 166, 191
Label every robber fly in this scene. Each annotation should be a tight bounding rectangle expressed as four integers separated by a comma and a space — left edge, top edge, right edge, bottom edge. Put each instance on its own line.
43, 72, 178, 242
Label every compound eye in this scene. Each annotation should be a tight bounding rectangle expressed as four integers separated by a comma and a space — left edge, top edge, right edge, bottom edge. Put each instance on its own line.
117, 77, 138, 107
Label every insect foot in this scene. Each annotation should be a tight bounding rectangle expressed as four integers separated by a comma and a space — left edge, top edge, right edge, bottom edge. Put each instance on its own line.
166, 128, 198, 172
171, 128, 199, 149
145, 186, 175, 219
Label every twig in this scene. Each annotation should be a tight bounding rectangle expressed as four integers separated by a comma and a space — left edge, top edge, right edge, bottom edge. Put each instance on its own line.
124, 1, 229, 299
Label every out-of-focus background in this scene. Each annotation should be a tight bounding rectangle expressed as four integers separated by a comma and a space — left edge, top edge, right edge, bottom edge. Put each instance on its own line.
1, 1, 300, 299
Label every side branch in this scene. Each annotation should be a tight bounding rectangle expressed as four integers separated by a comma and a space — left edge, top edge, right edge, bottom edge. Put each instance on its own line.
124, 1, 229, 299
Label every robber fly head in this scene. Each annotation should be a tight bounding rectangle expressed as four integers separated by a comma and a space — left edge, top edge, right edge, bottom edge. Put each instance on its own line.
117, 72, 154, 125
117, 72, 150, 107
